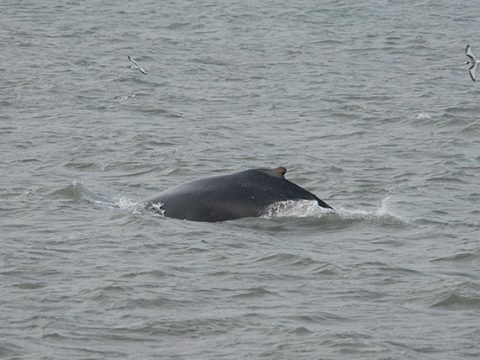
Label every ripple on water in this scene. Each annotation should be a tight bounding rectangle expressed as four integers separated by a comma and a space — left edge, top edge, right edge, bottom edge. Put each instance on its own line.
232, 287, 276, 299
50, 182, 95, 201
431, 250, 480, 263
430, 281, 480, 310
119, 270, 168, 279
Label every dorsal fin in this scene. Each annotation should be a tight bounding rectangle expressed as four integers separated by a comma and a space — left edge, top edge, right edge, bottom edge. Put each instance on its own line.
270, 166, 287, 178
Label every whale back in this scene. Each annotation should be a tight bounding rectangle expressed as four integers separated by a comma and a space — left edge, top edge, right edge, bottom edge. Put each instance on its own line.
146, 167, 332, 222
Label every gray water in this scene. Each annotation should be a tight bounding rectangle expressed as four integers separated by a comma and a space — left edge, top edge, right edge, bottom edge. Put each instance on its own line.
1, 0, 479, 359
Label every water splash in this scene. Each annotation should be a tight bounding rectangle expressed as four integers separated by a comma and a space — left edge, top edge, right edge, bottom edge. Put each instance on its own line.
263, 200, 334, 219
415, 112, 432, 121
115, 197, 147, 215
263, 197, 406, 224
336, 196, 401, 219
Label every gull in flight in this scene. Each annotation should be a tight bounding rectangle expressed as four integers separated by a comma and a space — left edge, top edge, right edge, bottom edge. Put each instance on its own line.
465, 45, 479, 81
128, 56, 147, 75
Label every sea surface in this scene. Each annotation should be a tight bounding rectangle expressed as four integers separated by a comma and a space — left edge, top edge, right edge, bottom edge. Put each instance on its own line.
1, 0, 479, 359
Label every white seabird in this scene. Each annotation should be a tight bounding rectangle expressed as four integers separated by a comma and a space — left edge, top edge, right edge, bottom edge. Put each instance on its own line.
465, 45, 479, 82
128, 56, 147, 75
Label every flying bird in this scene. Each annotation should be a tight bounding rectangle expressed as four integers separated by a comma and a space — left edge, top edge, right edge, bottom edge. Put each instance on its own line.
128, 56, 147, 75
465, 45, 479, 81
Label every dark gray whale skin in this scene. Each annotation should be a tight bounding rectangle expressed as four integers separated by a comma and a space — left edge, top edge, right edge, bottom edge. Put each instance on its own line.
145, 167, 333, 222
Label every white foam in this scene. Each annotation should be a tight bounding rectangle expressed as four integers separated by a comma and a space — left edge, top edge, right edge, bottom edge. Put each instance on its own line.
263, 200, 334, 219
416, 113, 432, 120
115, 197, 146, 215
262, 197, 406, 224
149, 202, 166, 216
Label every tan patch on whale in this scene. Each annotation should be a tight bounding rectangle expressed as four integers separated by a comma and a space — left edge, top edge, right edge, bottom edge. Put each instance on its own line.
270, 167, 287, 178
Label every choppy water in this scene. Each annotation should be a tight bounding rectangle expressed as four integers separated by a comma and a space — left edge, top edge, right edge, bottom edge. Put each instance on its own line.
1, 0, 479, 359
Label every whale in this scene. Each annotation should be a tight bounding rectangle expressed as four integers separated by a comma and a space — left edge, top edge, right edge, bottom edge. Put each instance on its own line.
145, 167, 333, 222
